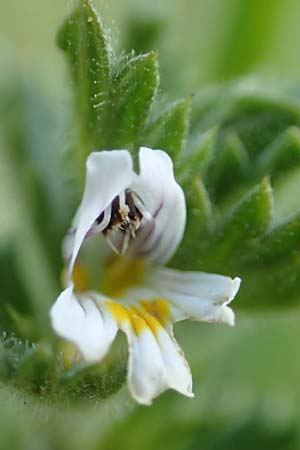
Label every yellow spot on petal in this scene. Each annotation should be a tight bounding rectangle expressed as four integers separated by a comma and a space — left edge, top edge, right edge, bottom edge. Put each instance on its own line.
105, 300, 130, 325
105, 297, 171, 337
140, 298, 170, 327
134, 305, 162, 336
127, 306, 148, 335
101, 256, 146, 298
105, 301, 149, 336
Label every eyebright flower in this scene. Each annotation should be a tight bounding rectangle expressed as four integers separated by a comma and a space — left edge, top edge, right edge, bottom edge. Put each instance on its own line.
50, 147, 241, 405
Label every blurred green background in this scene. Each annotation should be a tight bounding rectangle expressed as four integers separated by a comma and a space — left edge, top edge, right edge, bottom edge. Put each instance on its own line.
1, 1, 300, 449
2, 0, 300, 95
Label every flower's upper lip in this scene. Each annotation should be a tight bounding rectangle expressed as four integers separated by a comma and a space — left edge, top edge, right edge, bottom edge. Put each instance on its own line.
64, 147, 186, 279
66, 150, 135, 276
129, 147, 186, 264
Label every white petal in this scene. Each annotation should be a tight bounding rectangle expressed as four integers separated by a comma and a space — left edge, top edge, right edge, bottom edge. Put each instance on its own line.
130, 147, 186, 264
102, 297, 193, 404
100, 300, 166, 404
67, 150, 135, 275
50, 286, 117, 363
154, 327, 193, 398
125, 318, 193, 404
125, 322, 193, 404
126, 326, 167, 405
147, 267, 241, 326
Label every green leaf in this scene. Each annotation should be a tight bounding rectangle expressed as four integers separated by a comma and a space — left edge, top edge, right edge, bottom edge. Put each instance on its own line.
178, 126, 217, 182
185, 85, 300, 308
194, 85, 300, 158
57, 0, 110, 171
5, 306, 38, 341
221, 93, 300, 158
237, 255, 300, 310
14, 345, 59, 394
57, 359, 126, 402
143, 98, 191, 161
0, 335, 33, 379
58, 1, 161, 176
205, 130, 250, 198
0, 243, 33, 334
170, 178, 212, 269
256, 126, 300, 178
108, 52, 159, 149
201, 178, 273, 271
0, 97, 60, 331
258, 212, 300, 261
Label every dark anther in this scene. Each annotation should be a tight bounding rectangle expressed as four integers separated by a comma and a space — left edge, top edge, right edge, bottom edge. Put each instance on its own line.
126, 191, 142, 223
102, 191, 142, 236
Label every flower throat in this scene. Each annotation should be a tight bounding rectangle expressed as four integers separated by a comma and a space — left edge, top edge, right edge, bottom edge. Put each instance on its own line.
97, 190, 143, 255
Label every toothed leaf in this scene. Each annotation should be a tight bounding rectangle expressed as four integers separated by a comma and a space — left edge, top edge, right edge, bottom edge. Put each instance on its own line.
258, 212, 300, 261
194, 86, 300, 157
205, 178, 273, 269
205, 130, 250, 198
256, 126, 300, 178
57, 0, 110, 160
143, 98, 191, 161
178, 127, 217, 182
171, 178, 212, 269
108, 52, 159, 149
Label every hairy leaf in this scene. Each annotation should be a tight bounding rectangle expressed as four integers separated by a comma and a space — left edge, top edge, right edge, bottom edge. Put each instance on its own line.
143, 97, 191, 161
58, 0, 110, 172
256, 126, 300, 178
178, 126, 217, 182
108, 52, 159, 149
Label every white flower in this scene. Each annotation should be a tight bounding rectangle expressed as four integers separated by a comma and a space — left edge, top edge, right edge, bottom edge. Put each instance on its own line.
50, 147, 241, 405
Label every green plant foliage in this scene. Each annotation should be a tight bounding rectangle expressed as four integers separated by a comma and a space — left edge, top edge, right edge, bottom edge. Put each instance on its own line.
256, 126, 300, 178
0, 333, 126, 403
57, 0, 110, 158
143, 98, 191, 160
202, 178, 273, 269
171, 81, 300, 309
107, 51, 158, 149
58, 358, 126, 402
57, 0, 167, 181
57, 0, 192, 182
0, 81, 65, 333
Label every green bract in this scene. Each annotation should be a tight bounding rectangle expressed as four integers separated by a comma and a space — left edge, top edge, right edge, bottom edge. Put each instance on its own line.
171, 83, 300, 310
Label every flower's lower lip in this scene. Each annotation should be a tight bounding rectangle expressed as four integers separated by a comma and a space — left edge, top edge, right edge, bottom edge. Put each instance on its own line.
51, 259, 240, 405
